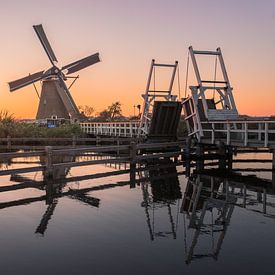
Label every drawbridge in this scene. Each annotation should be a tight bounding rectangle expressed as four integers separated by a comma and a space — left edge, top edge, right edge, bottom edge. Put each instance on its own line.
81, 59, 182, 141
182, 46, 275, 149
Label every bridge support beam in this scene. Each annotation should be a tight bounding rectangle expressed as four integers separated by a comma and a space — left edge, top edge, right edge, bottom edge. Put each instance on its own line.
227, 146, 233, 172
196, 144, 204, 172
130, 142, 137, 187
218, 141, 226, 170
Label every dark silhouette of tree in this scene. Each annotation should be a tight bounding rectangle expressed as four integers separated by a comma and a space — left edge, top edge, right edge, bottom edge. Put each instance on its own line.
107, 101, 122, 120
78, 105, 95, 117
95, 102, 123, 121
96, 110, 111, 121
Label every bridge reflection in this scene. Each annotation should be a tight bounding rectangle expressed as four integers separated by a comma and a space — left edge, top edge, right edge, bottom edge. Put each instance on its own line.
182, 170, 275, 264
139, 160, 182, 240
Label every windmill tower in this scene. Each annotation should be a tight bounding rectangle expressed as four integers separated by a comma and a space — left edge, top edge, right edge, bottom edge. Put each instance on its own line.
8, 24, 100, 121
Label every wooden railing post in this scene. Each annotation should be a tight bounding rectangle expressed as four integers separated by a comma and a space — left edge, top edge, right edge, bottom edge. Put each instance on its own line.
184, 138, 191, 176
196, 144, 204, 172
264, 122, 268, 147
226, 123, 230, 145
116, 138, 120, 156
227, 146, 233, 171
45, 146, 53, 179
258, 123, 262, 141
272, 150, 275, 190
72, 135, 76, 148
244, 123, 248, 146
130, 141, 137, 167
96, 136, 100, 146
7, 135, 11, 151
218, 141, 226, 170
211, 123, 215, 144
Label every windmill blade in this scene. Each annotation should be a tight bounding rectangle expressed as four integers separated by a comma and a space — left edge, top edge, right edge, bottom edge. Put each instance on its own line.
8, 70, 45, 92
62, 53, 100, 75
33, 24, 58, 65
35, 200, 58, 235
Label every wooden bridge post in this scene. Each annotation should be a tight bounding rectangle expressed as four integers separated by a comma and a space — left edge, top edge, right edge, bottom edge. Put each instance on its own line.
272, 150, 275, 189
130, 141, 137, 167
196, 144, 204, 172
130, 141, 137, 187
184, 137, 191, 176
96, 136, 100, 146
185, 137, 191, 157
227, 146, 233, 172
116, 138, 120, 156
7, 135, 11, 151
45, 146, 53, 179
218, 141, 226, 170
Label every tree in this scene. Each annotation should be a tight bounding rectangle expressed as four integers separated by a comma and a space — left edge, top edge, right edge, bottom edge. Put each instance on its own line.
96, 110, 111, 121
93, 102, 123, 121
78, 105, 95, 117
107, 101, 122, 120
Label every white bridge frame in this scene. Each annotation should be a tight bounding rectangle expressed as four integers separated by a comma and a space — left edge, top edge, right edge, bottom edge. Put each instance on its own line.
183, 47, 239, 140
138, 59, 178, 136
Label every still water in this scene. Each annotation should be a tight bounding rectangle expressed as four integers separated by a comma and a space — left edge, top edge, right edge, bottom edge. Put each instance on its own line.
0, 153, 274, 275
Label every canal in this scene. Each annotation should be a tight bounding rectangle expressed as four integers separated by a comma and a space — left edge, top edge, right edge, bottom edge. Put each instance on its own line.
0, 152, 274, 275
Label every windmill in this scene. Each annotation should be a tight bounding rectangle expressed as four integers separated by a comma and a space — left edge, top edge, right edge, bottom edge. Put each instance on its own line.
8, 24, 100, 121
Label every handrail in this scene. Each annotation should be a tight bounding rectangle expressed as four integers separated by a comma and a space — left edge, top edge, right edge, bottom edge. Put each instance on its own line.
0, 141, 184, 176
201, 120, 275, 147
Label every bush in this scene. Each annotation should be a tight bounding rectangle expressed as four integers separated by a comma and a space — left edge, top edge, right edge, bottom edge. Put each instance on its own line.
0, 111, 85, 138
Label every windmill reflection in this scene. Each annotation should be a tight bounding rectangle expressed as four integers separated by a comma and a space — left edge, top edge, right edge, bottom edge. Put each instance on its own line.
5, 154, 101, 236
140, 160, 182, 241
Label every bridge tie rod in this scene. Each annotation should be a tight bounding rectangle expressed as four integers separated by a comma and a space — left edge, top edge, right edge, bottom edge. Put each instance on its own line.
153, 63, 177, 68
193, 50, 221, 55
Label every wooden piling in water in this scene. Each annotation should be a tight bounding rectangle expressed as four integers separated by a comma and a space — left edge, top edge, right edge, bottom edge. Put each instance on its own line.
218, 141, 226, 170
196, 144, 204, 172
184, 138, 191, 176
227, 146, 233, 172
272, 150, 275, 189
45, 146, 53, 179
129, 141, 137, 186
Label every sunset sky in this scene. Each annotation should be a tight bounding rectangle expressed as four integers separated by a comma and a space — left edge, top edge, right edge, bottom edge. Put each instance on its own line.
0, 0, 274, 118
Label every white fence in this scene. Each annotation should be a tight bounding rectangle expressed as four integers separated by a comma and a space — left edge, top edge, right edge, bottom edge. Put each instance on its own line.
201, 120, 275, 147
80, 121, 140, 137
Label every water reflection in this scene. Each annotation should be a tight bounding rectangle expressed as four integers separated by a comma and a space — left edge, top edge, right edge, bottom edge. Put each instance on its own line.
2, 154, 275, 273
140, 160, 182, 240
182, 173, 236, 264
182, 170, 275, 265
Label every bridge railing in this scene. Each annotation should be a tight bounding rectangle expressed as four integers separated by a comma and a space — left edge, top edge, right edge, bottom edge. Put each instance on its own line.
0, 141, 185, 176
80, 121, 141, 137
201, 120, 275, 147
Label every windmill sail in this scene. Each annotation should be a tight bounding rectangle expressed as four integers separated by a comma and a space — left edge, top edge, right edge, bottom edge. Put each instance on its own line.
33, 24, 58, 65
8, 70, 45, 92
62, 53, 100, 75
